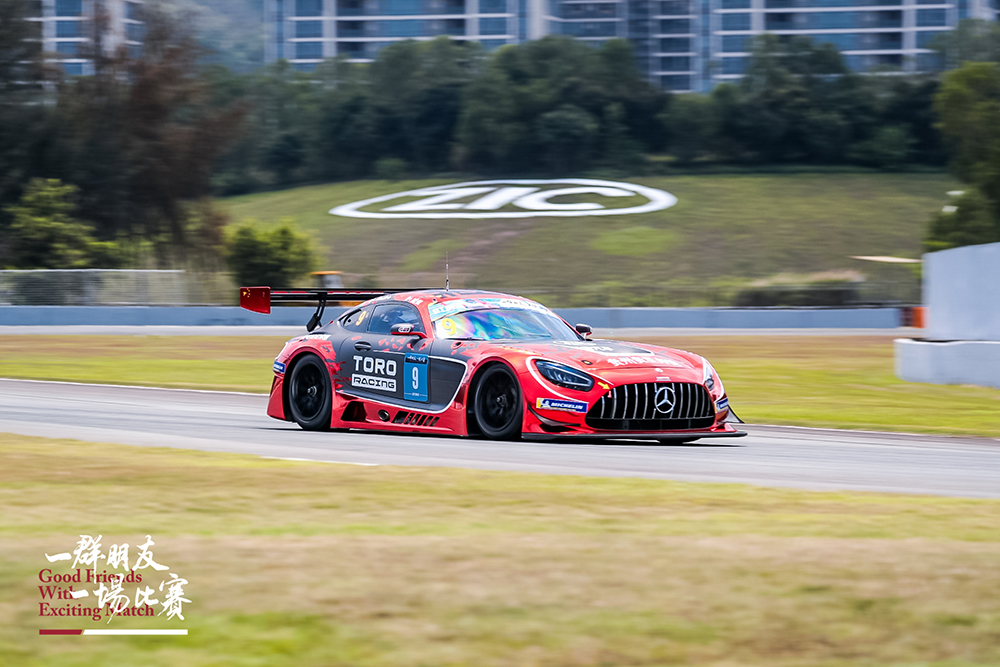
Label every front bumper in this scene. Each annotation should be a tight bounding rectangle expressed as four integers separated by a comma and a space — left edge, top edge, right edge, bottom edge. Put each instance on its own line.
524, 401, 743, 438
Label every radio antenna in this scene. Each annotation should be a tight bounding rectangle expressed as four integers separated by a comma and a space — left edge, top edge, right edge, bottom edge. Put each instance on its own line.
445, 253, 450, 291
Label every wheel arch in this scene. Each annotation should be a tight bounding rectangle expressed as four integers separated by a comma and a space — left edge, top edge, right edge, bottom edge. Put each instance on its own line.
465, 357, 524, 438
281, 348, 327, 425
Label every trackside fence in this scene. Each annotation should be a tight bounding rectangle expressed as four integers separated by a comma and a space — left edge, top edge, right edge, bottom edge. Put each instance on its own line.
0, 269, 234, 306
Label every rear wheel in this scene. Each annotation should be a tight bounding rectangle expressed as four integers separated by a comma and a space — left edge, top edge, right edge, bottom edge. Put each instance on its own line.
287, 354, 332, 431
472, 364, 522, 440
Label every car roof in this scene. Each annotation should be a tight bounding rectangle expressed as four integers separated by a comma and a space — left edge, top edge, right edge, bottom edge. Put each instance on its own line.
356, 290, 552, 319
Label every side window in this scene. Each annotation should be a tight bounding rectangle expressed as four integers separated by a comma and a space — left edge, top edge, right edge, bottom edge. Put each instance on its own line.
368, 303, 425, 335
340, 306, 372, 332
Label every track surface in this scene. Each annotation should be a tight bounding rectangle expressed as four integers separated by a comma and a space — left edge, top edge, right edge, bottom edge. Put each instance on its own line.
1, 379, 997, 498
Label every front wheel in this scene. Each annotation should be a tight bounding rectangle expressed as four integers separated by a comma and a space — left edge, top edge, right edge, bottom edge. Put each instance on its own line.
472, 364, 523, 440
287, 354, 332, 431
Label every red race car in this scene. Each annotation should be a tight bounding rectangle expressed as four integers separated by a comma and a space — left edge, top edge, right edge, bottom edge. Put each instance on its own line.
241, 287, 745, 442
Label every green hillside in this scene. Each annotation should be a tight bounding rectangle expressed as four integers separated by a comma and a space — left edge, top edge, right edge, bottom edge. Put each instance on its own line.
221, 173, 956, 306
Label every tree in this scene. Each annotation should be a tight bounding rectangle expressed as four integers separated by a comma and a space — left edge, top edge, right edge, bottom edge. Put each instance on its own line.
5, 179, 119, 269
926, 190, 1000, 251
661, 95, 713, 165
455, 36, 664, 173
0, 0, 50, 237
928, 62, 1000, 249
38, 4, 245, 254
225, 219, 317, 288
536, 104, 599, 173
848, 125, 914, 169
932, 19, 1000, 70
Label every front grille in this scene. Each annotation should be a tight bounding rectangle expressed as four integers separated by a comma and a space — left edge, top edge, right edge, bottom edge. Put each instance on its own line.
585, 382, 715, 431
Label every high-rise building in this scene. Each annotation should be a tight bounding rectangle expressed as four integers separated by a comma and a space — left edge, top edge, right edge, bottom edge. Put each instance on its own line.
265, 0, 555, 68
267, 0, 999, 90
32, 0, 144, 76
708, 0, 997, 92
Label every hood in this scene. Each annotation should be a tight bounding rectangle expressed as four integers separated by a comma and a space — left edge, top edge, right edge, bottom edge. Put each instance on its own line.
495, 338, 702, 374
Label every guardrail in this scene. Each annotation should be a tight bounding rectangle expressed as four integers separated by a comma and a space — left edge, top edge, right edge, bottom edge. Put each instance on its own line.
0, 306, 903, 328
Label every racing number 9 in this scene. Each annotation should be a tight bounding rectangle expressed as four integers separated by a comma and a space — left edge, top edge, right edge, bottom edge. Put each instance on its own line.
404, 353, 429, 403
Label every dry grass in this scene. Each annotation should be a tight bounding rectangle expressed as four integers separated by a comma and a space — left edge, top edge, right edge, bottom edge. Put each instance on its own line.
2, 434, 999, 666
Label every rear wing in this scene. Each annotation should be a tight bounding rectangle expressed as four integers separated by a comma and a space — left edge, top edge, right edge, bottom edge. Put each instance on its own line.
239, 286, 415, 331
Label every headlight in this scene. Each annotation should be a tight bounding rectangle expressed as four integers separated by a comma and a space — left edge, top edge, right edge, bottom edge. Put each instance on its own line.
702, 359, 723, 395
534, 360, 595, 392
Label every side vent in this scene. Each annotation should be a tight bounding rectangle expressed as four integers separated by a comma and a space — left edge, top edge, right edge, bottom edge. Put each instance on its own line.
392, 411, 440, 427
341, 401, 367, 423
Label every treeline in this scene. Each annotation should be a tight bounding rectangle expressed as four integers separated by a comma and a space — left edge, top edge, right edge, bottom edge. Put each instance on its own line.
208, 36, 667, 193
210, 32, 949, 194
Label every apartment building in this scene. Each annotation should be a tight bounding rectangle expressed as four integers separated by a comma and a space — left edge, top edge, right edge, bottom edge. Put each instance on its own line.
265, 0, 997, 91
31, 0, 144, 75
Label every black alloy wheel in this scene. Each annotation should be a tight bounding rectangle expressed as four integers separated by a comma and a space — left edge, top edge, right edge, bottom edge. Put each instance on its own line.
287, 354, 332, 431
473, 364, 523, 440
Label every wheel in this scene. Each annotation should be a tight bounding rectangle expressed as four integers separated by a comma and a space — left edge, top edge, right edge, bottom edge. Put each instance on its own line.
472, 364, 523, 440
287, 354, 332, 431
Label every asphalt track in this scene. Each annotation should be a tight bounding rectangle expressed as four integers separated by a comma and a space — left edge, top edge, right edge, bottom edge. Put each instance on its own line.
1, 378, 997, 498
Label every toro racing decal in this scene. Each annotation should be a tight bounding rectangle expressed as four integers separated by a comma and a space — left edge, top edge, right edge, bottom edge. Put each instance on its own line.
273, 361, 286, 374
352, 355, 397, 392
536, 398, 588, 414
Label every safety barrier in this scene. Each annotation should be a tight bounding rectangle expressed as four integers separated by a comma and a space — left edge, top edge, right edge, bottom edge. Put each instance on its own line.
0, 306, 902, 328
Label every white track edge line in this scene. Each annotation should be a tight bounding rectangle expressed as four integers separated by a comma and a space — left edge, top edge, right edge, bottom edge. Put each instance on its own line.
0, 378, 264, 397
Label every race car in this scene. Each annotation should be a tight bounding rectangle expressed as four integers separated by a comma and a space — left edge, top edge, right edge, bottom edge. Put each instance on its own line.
240, 287, 745, 442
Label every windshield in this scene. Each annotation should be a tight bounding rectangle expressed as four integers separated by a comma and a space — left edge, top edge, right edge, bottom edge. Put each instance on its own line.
433, 308, 580, 341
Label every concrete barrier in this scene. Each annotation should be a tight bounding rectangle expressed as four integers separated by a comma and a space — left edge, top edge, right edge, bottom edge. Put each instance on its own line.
0, 305, 901, 328
925, 242, 1000, 341
895, 241, 1000, 389
896, 338, 1000, 389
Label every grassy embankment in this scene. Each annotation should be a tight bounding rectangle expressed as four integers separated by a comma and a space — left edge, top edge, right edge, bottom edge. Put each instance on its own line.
220, 173, 954, 305
1, 434, 998, 666
1, 335, 999, 437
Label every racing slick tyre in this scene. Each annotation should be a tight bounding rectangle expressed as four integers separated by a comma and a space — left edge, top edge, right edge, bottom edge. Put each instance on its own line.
472, 364, 523, 441
287, 354, 332, 431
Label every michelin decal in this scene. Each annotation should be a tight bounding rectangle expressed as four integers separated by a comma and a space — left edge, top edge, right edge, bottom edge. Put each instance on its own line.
536, 398, 589, 414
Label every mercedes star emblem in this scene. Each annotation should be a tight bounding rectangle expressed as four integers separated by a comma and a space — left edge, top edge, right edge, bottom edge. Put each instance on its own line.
654, 386, 675, 414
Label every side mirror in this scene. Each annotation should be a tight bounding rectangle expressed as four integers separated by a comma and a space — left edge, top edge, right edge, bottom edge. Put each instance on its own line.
575, 323, 592, 338
390, 323, 426, 338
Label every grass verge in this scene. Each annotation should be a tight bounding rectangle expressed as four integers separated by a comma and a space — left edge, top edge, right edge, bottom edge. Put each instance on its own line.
1, 334, 999, 437
1, 433, 999, 666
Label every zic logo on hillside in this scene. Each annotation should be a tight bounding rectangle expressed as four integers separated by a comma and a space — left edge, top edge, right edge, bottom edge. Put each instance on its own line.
330, 179, 677, 219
